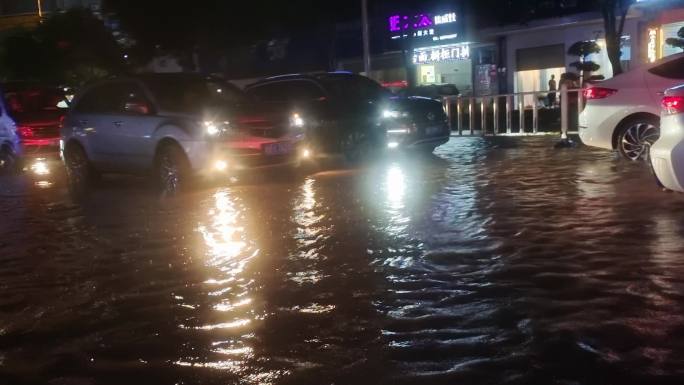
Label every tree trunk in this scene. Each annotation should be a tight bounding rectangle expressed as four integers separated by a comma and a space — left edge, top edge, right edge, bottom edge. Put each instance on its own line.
602, 0, 631, 77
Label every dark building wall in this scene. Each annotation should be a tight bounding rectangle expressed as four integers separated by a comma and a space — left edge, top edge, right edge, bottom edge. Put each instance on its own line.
0, 0, 39, 15
0, 0, 99, 16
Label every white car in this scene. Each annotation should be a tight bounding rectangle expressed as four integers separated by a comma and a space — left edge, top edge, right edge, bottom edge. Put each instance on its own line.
650, 85, 684, 192
579, 53, 684, 161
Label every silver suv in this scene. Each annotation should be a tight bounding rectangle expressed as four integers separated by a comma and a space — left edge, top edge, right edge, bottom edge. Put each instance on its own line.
61, 74, 307, 196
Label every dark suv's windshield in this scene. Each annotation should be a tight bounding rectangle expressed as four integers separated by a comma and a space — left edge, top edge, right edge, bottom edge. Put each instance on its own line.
143, 77, 246, 113
319, 75, 391, 101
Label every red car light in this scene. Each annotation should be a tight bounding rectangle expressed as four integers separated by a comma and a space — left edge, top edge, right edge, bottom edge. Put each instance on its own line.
17, 126, 35, 139
583, 87, 617, 100
662, 96, 684, 115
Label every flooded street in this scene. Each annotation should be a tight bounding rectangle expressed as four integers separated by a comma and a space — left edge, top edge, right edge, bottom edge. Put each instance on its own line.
3, 136, 684, 385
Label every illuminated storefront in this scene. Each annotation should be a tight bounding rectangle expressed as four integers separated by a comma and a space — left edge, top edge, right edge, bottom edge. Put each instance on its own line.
385, 8, 491, 95
384, 7, 503, 95
412, 42, 472, 90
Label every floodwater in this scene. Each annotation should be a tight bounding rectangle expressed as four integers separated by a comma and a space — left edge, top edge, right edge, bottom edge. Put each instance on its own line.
2, 136, 684, 385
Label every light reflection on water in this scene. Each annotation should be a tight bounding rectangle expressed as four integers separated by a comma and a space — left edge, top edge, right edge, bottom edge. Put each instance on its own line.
174, 189, 277, 381
7, 137, 684, 384
288, 177, 328, 285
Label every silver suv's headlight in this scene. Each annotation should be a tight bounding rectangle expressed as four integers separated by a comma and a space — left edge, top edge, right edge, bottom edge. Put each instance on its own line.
204, 121, 231, 137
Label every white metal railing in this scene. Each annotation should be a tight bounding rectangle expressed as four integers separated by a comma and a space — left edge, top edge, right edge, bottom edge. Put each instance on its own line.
442, 85, 584, 138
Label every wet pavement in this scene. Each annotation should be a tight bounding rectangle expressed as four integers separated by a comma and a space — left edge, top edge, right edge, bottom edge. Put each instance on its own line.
2, 136, 684, 385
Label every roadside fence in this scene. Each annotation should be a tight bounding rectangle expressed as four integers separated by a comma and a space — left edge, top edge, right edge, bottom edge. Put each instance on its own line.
442, 85, 584, 139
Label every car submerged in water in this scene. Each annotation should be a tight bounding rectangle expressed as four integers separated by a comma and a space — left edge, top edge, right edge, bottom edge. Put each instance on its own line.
61, 72, 451, 197
651, 84, 684, 192
61, 73, 311, 196
579, 53, 684, 161
244, 72, 450, 158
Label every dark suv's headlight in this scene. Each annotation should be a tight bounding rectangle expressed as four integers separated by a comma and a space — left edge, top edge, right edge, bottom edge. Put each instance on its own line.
290, 113, 305, 128
382, 109, 410, 119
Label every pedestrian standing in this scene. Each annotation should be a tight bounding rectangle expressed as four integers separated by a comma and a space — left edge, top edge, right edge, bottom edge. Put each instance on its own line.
547, 74, 557, 107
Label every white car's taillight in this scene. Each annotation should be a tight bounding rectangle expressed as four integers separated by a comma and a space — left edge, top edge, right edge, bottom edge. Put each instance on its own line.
662, 96, 684, 116
583, 87, 617, 100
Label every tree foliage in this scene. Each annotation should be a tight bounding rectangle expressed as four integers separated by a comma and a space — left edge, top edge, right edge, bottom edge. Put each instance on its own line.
568, 41, 602, 57
568, 40, 601, 85
666, 27, 684, 50
1, 8, 125, 85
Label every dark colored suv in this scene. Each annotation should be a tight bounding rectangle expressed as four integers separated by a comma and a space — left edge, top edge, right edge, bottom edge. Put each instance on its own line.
245, 72, 450, 158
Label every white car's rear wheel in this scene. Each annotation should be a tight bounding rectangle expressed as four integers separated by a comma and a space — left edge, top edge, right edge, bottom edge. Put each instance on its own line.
617, 117, 660, 161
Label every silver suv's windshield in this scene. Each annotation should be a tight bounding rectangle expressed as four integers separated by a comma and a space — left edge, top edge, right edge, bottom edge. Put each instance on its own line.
143, 77, 246, 113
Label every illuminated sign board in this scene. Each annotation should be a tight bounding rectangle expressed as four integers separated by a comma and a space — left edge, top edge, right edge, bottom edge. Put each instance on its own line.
413, 43, 470, 64
648, 28, 658, 63
389, 14, 433, 32
435, 13, 457, 25
388, 11, 459, 40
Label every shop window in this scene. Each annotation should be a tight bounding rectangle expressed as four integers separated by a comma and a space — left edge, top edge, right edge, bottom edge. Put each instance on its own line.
514, 67, 565, 108
420, 65, 436, 84
415, 60, 473, 95
587, 37, 631, 80
662, 22, 684, 58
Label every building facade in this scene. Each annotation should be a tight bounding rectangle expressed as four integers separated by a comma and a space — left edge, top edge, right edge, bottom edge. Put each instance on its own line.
340, 0, 684, 98
489, 11, 640, 98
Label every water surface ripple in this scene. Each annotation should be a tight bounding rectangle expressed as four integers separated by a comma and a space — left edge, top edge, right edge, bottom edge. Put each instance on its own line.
2, 136, 684, 384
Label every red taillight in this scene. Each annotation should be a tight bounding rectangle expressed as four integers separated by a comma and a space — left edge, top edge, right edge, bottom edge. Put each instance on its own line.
662, 96, 684, 115
17, 126, 34, 139
583, 87, 617, 100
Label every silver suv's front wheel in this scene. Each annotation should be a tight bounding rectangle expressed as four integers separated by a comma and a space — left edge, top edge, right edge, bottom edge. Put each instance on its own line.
155, 143, 190, 196
64, 144, 94, 199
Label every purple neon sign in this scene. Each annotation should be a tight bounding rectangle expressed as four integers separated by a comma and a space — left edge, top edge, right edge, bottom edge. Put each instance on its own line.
389, 14, 433, 32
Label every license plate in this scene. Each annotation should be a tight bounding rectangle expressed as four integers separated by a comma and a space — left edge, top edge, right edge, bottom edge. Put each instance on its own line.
426, 126, 442, 135
263, 142, 293, 156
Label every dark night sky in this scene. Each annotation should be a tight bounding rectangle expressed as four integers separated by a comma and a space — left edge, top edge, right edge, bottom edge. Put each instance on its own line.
105, 0, 471, 48
101, 0, 599, 75
104, 0, 598, 47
